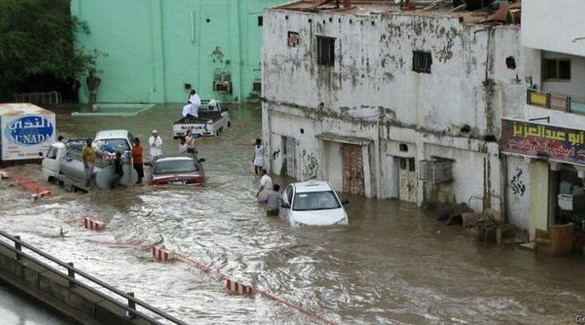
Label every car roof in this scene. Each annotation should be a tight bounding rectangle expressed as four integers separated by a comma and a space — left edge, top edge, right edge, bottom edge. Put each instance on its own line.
156, 156, 195, 162
95, 129, 131, 139
292, 180, 333, 193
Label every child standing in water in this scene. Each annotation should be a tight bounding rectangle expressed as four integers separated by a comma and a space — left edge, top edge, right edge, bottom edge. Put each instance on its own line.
253, 138, 265, 175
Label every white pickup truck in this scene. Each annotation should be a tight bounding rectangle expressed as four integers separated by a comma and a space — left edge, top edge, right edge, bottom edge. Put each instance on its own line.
172, 99, 230, 138
41, 130, 137, 192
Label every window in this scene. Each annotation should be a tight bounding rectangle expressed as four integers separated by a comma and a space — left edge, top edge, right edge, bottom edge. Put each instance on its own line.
287, 31, 300, 47
399, 158, 407, 170
317, 36, 335, 66
257, 16, 263, 26
408, 158, 415, 172
543, 59, 571, 80
412, 51, 432, 73
46, 147, 58, 159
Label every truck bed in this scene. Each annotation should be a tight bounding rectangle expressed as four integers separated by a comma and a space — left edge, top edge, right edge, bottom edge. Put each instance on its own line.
174, 111, 223, 124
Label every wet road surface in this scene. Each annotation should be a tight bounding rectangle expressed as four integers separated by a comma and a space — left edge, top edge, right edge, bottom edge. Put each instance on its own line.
0, 103, 584, 324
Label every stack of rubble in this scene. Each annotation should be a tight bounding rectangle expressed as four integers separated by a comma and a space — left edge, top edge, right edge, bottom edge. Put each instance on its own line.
433, 202, 517, 244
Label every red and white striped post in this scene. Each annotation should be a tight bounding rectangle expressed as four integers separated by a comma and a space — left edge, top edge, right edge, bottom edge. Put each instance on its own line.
225, 279, 253, 294
152, 246, 175, 262
83, 218, 105, 231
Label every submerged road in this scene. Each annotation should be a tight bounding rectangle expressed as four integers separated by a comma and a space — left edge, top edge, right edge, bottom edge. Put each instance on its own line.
0, 103, 584, 324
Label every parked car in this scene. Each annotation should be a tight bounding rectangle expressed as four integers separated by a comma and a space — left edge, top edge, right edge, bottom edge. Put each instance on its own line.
280, 180, 349, 227
149, 156, 205, 186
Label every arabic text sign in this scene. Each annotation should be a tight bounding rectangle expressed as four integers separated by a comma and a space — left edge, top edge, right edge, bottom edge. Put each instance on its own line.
1, 114, 55, 160
500, 119, 585, 164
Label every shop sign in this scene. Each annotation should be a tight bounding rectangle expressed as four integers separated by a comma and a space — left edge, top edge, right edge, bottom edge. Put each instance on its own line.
500, 119, 585, 164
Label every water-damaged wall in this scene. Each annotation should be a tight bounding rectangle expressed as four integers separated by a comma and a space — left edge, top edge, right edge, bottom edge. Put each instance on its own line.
504, 155, 531, 231
262, 8, 521, 208
263, 10, 524, 135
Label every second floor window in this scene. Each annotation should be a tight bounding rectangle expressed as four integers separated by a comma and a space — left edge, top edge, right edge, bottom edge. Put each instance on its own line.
543, 59, 571, 81
413, 51, 432, 73
317, 36, 335, 66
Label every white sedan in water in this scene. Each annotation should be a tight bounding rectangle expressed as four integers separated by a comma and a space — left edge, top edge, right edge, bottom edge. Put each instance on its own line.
280, 180, 349, 227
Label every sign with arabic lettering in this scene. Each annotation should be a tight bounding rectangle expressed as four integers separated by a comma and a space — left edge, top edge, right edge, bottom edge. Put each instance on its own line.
1, 114, 55, 160
500, 119, 585, 164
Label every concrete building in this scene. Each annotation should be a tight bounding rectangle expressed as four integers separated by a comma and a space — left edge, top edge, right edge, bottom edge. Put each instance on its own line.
501, 0, 585, 240
71, 0, 284, 104
262, 0, 525, 215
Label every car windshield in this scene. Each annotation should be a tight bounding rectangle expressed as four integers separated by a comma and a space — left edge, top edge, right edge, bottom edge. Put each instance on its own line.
292, 191, 340, 211
104, 138, 130, 151
154, 160, 199, 174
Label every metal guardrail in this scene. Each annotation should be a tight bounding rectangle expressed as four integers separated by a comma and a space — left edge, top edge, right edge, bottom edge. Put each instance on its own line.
0, 231, 187, 325
14, 91, 62, 105
526, 88, 585, 115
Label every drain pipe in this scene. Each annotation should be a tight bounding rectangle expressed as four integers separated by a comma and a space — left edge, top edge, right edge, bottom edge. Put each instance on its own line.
500, 152, 508, 224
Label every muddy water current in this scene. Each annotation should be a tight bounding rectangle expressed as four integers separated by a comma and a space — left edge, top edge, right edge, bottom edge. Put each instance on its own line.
1, 104, 584, 324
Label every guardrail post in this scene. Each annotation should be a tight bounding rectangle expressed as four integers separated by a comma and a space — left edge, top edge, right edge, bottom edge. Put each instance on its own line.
127, 292, 137, 319
67, 262, 77, 288
14, 236, 22, 260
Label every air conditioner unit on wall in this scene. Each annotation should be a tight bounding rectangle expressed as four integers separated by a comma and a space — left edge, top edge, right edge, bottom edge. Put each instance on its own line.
419, 159, 453, 184
213, 81, 232, 93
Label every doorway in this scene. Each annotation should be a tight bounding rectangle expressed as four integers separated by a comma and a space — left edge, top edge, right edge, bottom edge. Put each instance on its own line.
341, 144, 364, 195
398, 157, 417, 203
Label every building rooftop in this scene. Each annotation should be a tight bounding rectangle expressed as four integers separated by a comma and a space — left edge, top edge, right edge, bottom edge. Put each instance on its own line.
272, 0, 521, 25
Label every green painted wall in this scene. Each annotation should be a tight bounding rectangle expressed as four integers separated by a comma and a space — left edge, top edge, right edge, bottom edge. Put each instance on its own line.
71, 0, 283, 104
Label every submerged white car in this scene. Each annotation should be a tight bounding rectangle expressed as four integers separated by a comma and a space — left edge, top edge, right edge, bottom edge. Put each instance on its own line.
280, 180, 349, 227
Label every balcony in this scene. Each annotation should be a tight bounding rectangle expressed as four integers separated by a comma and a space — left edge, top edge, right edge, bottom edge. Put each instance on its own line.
527, 88, 585, 115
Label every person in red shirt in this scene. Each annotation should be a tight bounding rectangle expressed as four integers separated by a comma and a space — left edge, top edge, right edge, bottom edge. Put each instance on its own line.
132, 138, 144, 184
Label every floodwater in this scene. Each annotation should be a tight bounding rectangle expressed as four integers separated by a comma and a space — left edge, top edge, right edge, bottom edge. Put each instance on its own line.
1, 103, 585, 324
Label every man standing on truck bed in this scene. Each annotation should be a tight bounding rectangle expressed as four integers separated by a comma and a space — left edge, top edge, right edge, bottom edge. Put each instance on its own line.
188, 89, 201, 118
82, 138, 96, 190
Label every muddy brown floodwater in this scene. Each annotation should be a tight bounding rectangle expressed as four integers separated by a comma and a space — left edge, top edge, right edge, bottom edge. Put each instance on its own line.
1, 103, 584, 324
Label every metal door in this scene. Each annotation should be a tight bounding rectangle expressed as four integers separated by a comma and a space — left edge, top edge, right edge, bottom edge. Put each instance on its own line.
283, 136, 297, 178
342, 144, 364, 195
398, 157, 417, 203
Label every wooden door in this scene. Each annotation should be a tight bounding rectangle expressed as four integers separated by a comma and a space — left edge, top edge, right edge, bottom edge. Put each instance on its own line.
342, 144, 364, 195
283, 136, 297, 178
398, 157, 417, 203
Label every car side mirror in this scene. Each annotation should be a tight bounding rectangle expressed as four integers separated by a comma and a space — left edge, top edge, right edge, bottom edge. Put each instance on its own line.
281, 203, 290, 209
38, 152, 44, 157
341, 199, 349, 205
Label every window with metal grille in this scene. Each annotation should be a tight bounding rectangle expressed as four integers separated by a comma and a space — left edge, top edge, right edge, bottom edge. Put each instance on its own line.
317, 36, 335, 66
412, 51, 432, 73
543, 59, 571, 80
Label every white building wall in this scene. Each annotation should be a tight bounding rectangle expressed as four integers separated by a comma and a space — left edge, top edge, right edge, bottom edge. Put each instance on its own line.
541, 52, 585, 99
504, 155, 531, 231
522, 0, 585, 57
263, 12, 523, 135
262, 9, 519, 209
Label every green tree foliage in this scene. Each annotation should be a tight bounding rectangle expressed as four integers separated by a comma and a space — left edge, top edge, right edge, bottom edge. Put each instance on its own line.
0, 0, 91, 99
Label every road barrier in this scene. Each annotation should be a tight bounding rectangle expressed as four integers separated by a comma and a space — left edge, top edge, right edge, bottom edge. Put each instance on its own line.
225, 279, 253, 294
83, 217, 106, 231
7, 173, 52, 200
151, 246, 175, 262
